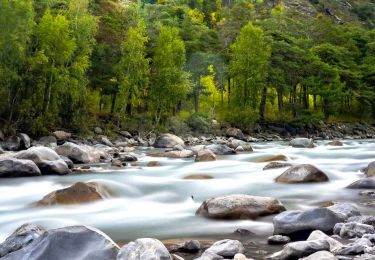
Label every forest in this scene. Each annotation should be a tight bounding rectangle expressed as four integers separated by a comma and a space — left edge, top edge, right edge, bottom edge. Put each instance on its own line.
1, 0, 375, 136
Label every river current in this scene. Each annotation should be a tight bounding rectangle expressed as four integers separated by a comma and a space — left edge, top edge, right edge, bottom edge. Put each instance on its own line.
0, 139, 374, 244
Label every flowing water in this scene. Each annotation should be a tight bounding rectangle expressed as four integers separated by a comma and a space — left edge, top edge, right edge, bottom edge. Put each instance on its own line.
0, 140, 374, 246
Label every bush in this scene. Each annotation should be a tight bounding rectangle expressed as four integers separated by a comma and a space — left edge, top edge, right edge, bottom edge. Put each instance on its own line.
187, 113, 211, 133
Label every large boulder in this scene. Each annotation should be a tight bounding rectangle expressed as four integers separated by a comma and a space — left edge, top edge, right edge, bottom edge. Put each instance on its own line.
205, 144, 236, 155
275, 164, 329, 183
153, 134, 184, 148
289, 138, 315, 148
53, 131, 71, 144
195, 149, 216, 162
196, 194, 285, 220
2, 134, 30, 151
365, 161, 375, 177
327, 203, 361, 219
205, 239, 244, 258
1, 225, 119, 260
265, 239, 330, 260
0, 158, 41, 177
55, 142, 108, 164
226, 128, 245, 140
36, 182, 110, 206
117, 238, 172, 260
0, 224, 46, 258
228, 139, 252, 151
273, 208, 348, 239
14, 147, 70, 175
307, 230, 342, 251
346, 177, 375, 189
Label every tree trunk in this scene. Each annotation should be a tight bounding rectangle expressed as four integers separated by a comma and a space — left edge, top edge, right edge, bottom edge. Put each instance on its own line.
313, 95, 317, 111
259, 86, 267, 121
194, 85, 199, 113
292, 85, 297, 118
277, 89, 283, 112
110, 92, 117, 114
227, 78, 231, 105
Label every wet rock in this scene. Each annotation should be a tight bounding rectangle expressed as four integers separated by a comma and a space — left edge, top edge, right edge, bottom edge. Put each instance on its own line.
205, 239, 244, 258
36, 182, 110, 206
99, 136, 113, 147
263, 162, 292, 170
150, 150, 195, 158
267, 235, 291, 245
18, 133, 31, 149
0, 223, 46, 257
226, 128, 245, 140
53, 131, 71, 143
119, 131, 132, 138
2, 134, 30, 151
178, 240, 201, 253
233, 253, 253, 260
117, 238, 172, 260
273, 208, 347, 239
307, 230, 343, 251
228, 139, 253, 151
347, 178, 375, 189
334, 222, 374, 239
275, 164, 329, 183
253, 154, 288, 163
233, 229, 255, 237
60, 156, 73, 169
2, 225, 119, 260
195, 149, 216, 162
55, 142, 108, 164
347, 216, 375, 227
154, 134, 184, 148
15, 147, 70, 175
111, 159, 126, 167
327, 140, 343, 146
327, 203, 361, 219
147, 161, 161, 167
37, 136, 57, 147
196, 194, 285, 220
334, 238, 372, 256
363, 234, 375, 243
365, 162, 375, 177
0, 158, 41, 177
195, 251, 224, 260
266, 239, 330, 260
300, 251, 338, 260
359, 190, 375, 196
184, 174, 213, 180
289, 138, 315, 148
205, 144, 236, 155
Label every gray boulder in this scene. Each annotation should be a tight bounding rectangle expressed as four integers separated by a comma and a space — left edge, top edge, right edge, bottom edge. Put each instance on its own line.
263, 162, 292, 171
333, 238, 372, 256
327, 203, 361, 219
347, 216, 375, 227
1, 225, 119, 260
205, 144, 236, 155
0, 158, 41, 177
55, 142, 108, 164
153, 134, 184, 148
266, 239, 330, 260
195, 149, 216, 162
275, 164, 329, 183
53, 131, 71, 144
347, 178, 375, 189
195, 251, 224, 260
37, 136, 57, 147
267, 235, 291, 245
228, 139, 253, 151
2, 134, 30, 151
300, 251, 338, 260
117, 238, 172, 260
196, 194, 285, 220
205, 239, 244, 258
99, 136, 113, 147
14, 147, 70, 175
307, 230, 343, 251
326, 140, 343, 147
178, 240, 201, 253
226, 128, 245, 140
334, 222, 374, 239
289, 138, 315, 148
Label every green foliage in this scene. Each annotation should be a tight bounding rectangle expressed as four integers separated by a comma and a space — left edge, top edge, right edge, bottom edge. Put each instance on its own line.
187, 113, 211, 133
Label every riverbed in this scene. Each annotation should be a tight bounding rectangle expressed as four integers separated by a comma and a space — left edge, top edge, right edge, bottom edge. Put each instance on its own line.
0, 139, 374, 249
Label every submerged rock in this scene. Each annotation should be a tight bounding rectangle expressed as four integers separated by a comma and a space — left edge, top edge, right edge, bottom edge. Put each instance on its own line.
205, 144, 236, 155
263, 162, 292, 170
184, 174, 213, 180
36, 182, 110, 206
117, 238, 172, 260
195, 149, 216, 162
1, 225, 119, 260
347, 178, 375, 189
253, 154, 288, 163
289, 138, 315, 148
153, 134, 184, 148
196, 194, 285, 220
0, 158, 41, 177
326, 140, 343, 146
275, 164, 329, 183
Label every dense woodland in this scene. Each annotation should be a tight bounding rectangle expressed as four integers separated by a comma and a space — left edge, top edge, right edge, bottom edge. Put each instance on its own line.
1, 0, 375, 136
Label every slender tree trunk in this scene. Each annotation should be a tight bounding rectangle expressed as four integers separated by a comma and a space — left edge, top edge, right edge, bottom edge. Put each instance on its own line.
292, 85, 297, 118
277, 89, 283, 112
194, 85, 199, 113
259, 86, 267, 121
302, 85, 308, 109
227, 78, 231, 105
110, 92, 117, 114
126, 90, 133, 115
313, 95, 317, 111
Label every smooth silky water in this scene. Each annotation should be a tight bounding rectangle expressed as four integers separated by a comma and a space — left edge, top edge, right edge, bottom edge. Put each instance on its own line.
0, 140, 374, 249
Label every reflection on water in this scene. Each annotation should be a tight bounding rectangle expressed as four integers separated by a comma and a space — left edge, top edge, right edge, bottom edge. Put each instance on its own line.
0, 139, 374, 242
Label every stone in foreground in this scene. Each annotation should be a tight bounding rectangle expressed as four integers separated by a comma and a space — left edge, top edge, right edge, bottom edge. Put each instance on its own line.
275, 164, 329, 183
0, 158, 41, 177
205, 239, 244, 258
307, 230, 342, 251
300, 251, 338, 260
153, 134, 184, 148
117, 238, 172, 260
196, 194, 285, 220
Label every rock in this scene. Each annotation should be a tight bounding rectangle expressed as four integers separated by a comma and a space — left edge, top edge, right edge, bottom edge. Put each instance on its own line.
172, 254, 185, 260
99, 136, 113, 146
53, 131, 71, 143
347, 178, 375, 189
265, 239, 330, 260
233, 229, 255, 237
36, 182, 110, 206
0, 224, 46, 257
14, 147, 70, 175
326, 140, 343, 146
184, 174, 213, 180
267, 235, 291, 245
273, 208, 348, 239
195, 251, 224, 260
365, 162, 375, 177
117, 238, 172, 260
37, 136, 57, 147
18, 133, 31, 149
263, 162, 292, 170
2, 134, 30, 151
119, 131, 132, 138
327, 203, 361, 219
150, 150, 195, 158
147, 161, 161, 167
334, 238, 372, 256
205, 144, 236, 155
235, 146, 244, 152
0, 158, 41, 177
94, 127, 103, 134
153, 134, 184, 148
60, 155, 73, 169
178, 240, 201, 253
289, 138, 315, 148
300, 251, 338, 260
359, 190, 375, 196
195, 149, 216, 162
196, 194, 285, 220
275, 164, 329, 183
111, 159, 126, 167
1, 225, 119, 260
173, 144, 185, 151
307, 230, 343, 251
55, 142, 108, 164
363, 234, 375, 243
226, 128, 245, 140
205, 239, 244, 258
228, 139, 253, 151
233, 253, 253, 260
347, 216, 375, 227
253, 154, 288, 163
335, 222, 374, 239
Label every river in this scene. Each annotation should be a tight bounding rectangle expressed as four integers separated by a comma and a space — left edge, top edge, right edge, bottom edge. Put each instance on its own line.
0, 139, 374, 248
